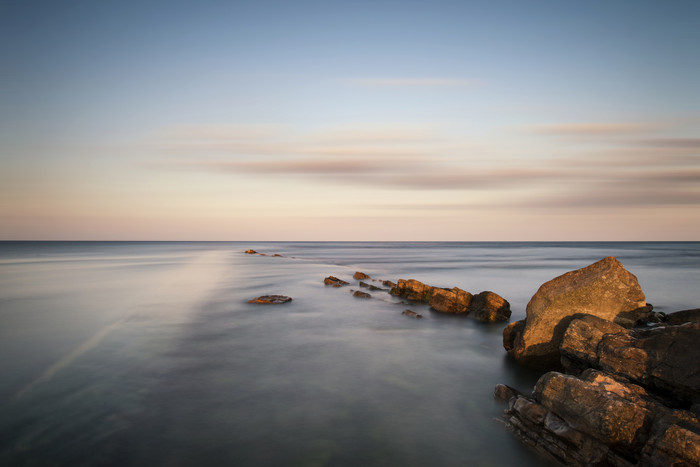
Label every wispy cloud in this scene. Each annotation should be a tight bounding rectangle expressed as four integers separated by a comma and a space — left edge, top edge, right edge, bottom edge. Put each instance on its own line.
528, 122, 661, 137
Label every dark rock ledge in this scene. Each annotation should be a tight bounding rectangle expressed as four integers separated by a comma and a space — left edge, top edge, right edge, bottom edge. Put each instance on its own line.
496, 257, 700, 466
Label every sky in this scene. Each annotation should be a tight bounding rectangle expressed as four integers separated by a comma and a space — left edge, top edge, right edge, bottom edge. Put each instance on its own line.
1, 0, 699, 241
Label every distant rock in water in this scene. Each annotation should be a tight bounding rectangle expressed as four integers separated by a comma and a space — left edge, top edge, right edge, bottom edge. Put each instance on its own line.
247, 295, 292, 304
352, 290, 371, 299
324, 276, 349, 287
244, 249, 257, 254
382, 280, 397, 288
390, 278, 510, 322
354, 271, 371, 280
401, 309, 423, 319
509, 256, 648, 369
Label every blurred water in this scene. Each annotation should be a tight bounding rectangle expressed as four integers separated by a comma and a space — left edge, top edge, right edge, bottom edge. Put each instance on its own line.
0, 241, 698, 466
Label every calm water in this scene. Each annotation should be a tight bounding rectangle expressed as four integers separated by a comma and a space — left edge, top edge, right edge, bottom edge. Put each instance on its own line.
1, 242, 698, 466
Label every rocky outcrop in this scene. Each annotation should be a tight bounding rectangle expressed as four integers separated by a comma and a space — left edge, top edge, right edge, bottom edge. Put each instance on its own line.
390, 279, 511, 322
509, 257, 648, 369
500, 369, 700, 466
324, 276, 349, 287
353, 271, 371, 280
248, 295, 292, 304
560, 317, 700, 407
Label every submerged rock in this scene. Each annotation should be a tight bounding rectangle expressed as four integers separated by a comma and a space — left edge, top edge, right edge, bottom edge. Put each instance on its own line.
352, 290, 371, 299
401, 309, 423, 319
324, 276, 349, 287
248, 295, 292, 304
510, 256, 648, 369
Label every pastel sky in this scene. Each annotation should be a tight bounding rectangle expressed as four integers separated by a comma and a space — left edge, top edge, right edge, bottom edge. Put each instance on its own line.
2, 0, 699, 240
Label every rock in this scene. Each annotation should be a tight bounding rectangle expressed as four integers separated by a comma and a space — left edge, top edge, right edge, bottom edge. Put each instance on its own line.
503, 319, 525, 352
499, 368, 700, 466
244, 249, 257, 254
352, 291, 371, 299
401, 309, 423, 319
513, 256, 648, 369
324, 276, 349, 287
359, 281, 370, 288
382, 280, 397, 288
560, 316, 700, 406
665, 308, 700, 325
248, 295, 292, 304
560, 315, 628, 373
470, 291, 511, 322
390, 279, 436, 302
368, 285, 387, 292
353, 271, 371, 280
535, 371, 651, 447
428, 287, 472, 314
494, 383, 522, 403
272, 253, 282, 257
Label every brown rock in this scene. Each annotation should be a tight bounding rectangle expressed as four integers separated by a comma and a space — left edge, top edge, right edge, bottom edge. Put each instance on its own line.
248, 295, 292, 304
324, 276, 349, 287
494, 383, 522, 403
390, 279, 436, 302
469, 291, 511, 322
514, 256, 647, 369
244, 249, 257, 254
534, 371, 651, 447
560, 315, 628, 372
503, 319, 525, 352
353, 290, 371, 299
353, 271, 371, 280
428, 287, 472, 314
382, 280, 397, 288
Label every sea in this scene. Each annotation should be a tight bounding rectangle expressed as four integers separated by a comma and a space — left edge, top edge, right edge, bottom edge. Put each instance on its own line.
1, 241, 698, 466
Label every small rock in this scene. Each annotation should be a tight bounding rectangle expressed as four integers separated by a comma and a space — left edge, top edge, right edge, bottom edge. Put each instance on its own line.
382, 280, 397, 288
324, 276, 349, 287
244, 249, 257, 254
272, 254, 282, 257
353, 291, 371, 299
402, 309, 423, 319
248, 295, 292, 304
354, 272, 371, 280
494, 383, 522, 402
359, 281, 370, 288
470, 291, 511, 322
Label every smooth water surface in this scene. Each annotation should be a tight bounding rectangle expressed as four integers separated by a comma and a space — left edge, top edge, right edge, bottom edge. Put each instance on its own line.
1, 242, 698, 466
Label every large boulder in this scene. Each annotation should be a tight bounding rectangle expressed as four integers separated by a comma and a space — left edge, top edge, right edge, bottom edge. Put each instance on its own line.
512, 256, 647, 369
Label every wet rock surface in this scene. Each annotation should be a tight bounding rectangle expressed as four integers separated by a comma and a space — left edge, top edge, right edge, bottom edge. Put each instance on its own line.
401, 309, 423, 319
352, 290, 371, 299
247, 295, 292, 304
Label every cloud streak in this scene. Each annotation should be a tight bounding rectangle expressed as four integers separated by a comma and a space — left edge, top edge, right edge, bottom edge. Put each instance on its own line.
348, 78, 475, 87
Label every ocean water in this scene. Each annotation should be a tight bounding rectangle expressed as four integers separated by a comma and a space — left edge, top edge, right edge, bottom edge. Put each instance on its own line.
1, 241, 698, 466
